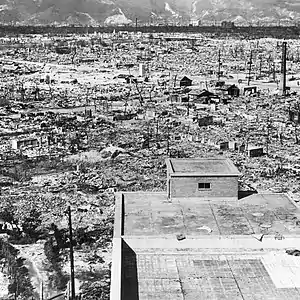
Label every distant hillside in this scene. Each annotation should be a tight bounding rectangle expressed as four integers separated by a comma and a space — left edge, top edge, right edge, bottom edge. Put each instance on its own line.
0, 0, 300, 26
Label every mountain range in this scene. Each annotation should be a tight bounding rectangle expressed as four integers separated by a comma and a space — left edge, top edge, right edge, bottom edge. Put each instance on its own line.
0, 0, 300, 26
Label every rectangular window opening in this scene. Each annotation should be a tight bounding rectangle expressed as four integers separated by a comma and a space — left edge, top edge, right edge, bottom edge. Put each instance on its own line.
198, 183, 211, 190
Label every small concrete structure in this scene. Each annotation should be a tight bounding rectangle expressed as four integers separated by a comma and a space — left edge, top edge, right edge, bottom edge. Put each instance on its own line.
219, 141, 229, 150
247, 145, 264, 157
139, 63, 146, 77
179, 76, 192, 87
243, 85, 258, 95
229, 141, 239, 150
220, 84, 240, 97
165, 158, 240, 200
11, 137, 40, 150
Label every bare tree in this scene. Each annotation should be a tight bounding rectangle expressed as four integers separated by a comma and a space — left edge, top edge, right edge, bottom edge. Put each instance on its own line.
292, 102, 300, 144
134, 80, 145, 106
48, 82, 53, 101
33, 80, 40, 101
123, 86, 132, 113
71, 47, 77, 65
149, 84, 156, 102
19, 79, 26, 102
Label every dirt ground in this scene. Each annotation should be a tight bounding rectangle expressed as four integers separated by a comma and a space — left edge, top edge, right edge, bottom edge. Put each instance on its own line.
0, 271, 9, 299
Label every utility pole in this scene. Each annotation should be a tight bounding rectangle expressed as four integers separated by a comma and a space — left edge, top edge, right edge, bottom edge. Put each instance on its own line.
248, 50, 253, 86
147, 123, 150, 149
40, 281, 44, 300
156, 118, 159, 143
281, 41, 287, 96
259, 57, 262, 77
14, 272, 17, 300
167, 124, 170, 156
135, 18, 138, 33
266, 117, 270, 156
218, 49, 221, 81
173, 74, 177, 88
68, 206, 75, 300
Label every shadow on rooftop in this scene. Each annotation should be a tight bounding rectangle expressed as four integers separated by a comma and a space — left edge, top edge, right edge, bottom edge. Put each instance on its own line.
122, 240, 139, 300
238, 190, 258, 200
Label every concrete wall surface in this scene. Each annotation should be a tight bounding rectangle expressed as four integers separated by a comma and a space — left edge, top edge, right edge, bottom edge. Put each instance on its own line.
170, 176, 238, 198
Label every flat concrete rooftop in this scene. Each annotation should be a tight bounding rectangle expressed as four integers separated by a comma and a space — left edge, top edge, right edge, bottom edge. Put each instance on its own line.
167, 158, 241, 176
123, 192, 300, 237
122, 244, 300, 300
112, 192, 300, 300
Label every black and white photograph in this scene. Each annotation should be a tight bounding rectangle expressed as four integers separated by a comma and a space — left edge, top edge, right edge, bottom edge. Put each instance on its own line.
0, 1, 300, 299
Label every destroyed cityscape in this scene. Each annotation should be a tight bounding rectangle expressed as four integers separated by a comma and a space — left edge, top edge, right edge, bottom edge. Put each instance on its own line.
2, 3, 300, 300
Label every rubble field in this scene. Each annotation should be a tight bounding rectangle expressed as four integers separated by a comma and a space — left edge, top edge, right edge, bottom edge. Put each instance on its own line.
0, 30, 300, 299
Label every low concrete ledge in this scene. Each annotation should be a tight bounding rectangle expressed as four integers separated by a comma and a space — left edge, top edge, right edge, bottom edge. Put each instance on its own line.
123, 235, 300, 250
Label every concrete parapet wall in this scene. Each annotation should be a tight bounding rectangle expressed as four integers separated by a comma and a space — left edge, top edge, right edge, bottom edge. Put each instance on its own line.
110, 238, 122, 300
110, 193, 124, 300
123, 235, 300, 250
113, 193, 124, 237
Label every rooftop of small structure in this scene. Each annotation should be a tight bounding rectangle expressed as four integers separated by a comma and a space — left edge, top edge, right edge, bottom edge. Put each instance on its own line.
166, 158, 241, 176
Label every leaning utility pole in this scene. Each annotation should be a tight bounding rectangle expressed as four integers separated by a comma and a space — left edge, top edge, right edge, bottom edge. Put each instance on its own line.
68, 206, 75, 300
248, 50, 253, 86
